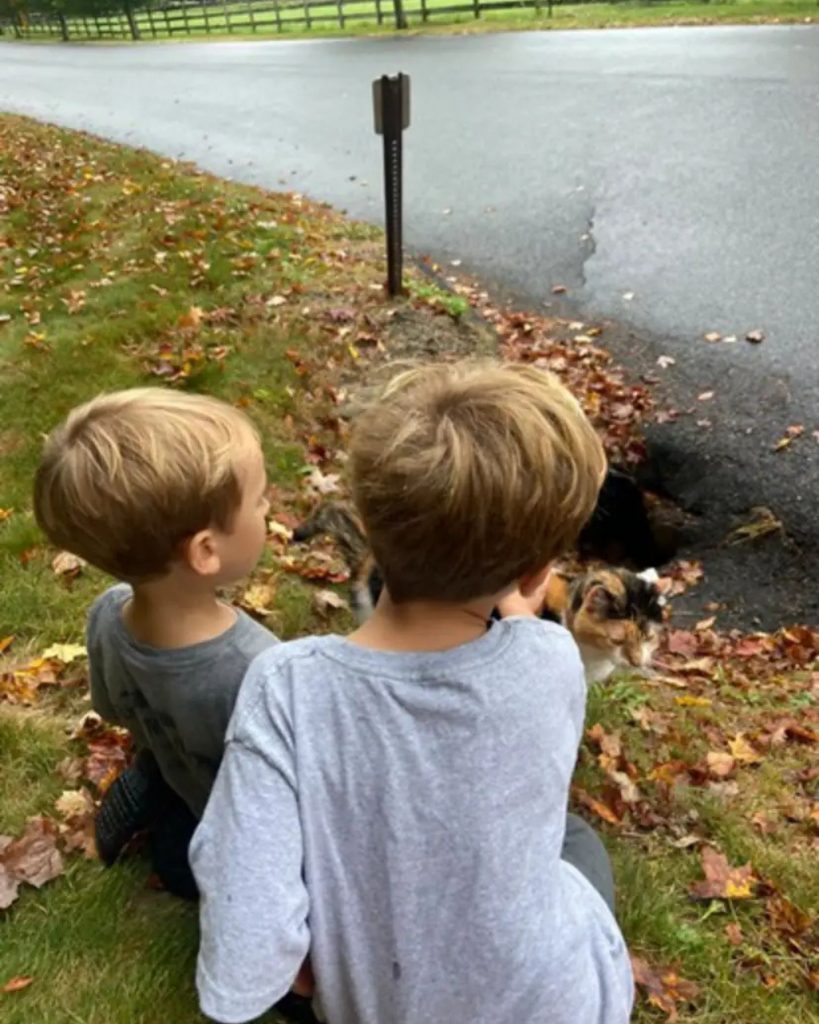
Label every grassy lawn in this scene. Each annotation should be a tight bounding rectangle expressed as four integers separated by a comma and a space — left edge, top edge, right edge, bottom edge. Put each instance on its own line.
7, 0, 819, 44
1, 114, 817, 1024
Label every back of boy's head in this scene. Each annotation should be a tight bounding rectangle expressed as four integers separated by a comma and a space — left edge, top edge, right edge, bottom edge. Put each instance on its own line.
34, 388, 260, 582
350, 361, 606, 603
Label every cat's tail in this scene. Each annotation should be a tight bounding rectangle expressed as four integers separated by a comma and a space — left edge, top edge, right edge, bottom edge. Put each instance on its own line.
292, 502, 376, 622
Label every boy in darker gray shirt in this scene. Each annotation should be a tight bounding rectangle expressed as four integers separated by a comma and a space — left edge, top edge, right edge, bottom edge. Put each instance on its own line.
34, 388, 279, 899
192, 363, 634, 1024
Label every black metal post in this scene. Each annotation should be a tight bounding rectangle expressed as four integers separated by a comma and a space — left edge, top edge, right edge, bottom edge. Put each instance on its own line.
373, 73, 410, 298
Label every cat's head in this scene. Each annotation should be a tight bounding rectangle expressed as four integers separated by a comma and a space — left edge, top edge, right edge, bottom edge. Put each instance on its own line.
556, 567, 665, 671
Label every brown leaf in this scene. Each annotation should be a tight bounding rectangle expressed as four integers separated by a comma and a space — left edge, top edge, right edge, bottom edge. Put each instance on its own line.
51, 550, 86, 578
0, 635, 13, 654
766, 894, 811, 939
551, 284, 567, 294
177, 305, 204, 330
0, 817, 64, 902
689, 846, 756, 901
666, 630, 699, 658
0, 861, 20, 910
724, 922, 744, 946
54, 789, 97, 859
1, 976, 34, 993
706, 751, 736, 778
630, 954, 700, 1021
725, 507, 782, 545
313, 589, 349, 615
572, 785, 621, 825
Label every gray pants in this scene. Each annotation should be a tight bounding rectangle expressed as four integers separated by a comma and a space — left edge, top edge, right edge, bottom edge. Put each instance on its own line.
561, 813, 616, 913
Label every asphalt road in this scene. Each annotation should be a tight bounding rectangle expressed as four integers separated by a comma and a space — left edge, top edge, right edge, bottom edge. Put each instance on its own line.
0, 27, 816, 623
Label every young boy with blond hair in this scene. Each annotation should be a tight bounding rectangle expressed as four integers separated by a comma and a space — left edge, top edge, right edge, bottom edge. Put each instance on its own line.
33, 388, 278, 898
191, 361, 634, 1024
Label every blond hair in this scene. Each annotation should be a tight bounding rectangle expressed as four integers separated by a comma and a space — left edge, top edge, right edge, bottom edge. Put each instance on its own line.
350, 361, 606, 603
34, 388, 259, 581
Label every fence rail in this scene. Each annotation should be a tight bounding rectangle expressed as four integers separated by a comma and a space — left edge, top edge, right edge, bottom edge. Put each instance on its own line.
1, 0, 722, 42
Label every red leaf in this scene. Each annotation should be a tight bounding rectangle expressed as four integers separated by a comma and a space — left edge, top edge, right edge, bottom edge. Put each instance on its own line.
1, 976, 34, 993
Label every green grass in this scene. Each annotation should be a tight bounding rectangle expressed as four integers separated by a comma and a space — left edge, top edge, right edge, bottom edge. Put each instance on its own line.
6, 0, 819, 45
1, 114, 817, 1023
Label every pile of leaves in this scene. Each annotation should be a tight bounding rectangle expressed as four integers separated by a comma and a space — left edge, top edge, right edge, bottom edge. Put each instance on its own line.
0, 710, 131, 914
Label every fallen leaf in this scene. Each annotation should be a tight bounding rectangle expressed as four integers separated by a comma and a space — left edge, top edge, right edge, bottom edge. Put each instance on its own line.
697, 391, 714, 402
39, 643, 86, 664
666, 630, 699, 657
267, 294, 287, 307
728, 733, 763, 766
724, 922, 743, 946
304, 467, 341, 496
551, 284, 567, 295
703, 331, 722, 343
773, 424, 805, 451
238, 582, 276, 618
689, 846, 756, 901
0, 636, 13, 654
0, 862, 19, 910
745, 329, 765, 344
51, 551, 86, 578
0, 816, 64, 906
54, 789, 97, 859
656, 355, 675, 369
706, 751, 736, 778
630, 954, 700, 1021
675, 695, 712, 708
313, 589, 349, 615
177, 305, 204, 330
572, 785, 621, 825
1, 976, 34, 993
725, 507, 782, 545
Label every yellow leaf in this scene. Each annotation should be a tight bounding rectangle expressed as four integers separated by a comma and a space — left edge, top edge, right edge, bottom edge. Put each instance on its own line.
725, 877, 755, 899
40, 643, 87, 665
675, 695, 712, 708
728, 733, 763, 765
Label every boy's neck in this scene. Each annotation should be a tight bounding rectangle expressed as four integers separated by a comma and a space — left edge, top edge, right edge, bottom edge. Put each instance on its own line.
348, 592, 496, 653
123, 574, 236, 649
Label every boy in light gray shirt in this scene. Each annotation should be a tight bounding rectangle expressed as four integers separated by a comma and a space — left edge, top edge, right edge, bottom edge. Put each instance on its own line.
34, 388, 279, 899
192, 362, 634, 1024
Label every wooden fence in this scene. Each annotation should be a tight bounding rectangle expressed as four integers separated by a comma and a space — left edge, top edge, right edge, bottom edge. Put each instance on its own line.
1, 0, 680, 41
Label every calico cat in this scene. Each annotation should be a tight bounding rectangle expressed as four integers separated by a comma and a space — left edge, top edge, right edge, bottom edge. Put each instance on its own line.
292, 504, 665, 684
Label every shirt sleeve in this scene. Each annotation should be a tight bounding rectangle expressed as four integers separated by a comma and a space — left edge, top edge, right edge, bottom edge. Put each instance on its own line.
86, 595, 121, 725
190, 669, 310, 1024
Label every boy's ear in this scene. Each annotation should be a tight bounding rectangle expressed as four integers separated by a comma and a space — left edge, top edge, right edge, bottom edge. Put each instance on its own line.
182, 529, 222, 578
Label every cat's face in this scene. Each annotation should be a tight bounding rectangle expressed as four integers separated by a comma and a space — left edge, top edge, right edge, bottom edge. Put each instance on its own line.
560, 568, 665, 671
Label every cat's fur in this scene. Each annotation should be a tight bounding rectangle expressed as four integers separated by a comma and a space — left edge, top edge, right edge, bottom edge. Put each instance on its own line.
292, 504, 665, 684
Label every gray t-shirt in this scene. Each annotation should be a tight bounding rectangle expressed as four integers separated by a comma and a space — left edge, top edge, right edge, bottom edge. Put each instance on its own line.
87, 584, 278, 817
191, 618, 634, 1024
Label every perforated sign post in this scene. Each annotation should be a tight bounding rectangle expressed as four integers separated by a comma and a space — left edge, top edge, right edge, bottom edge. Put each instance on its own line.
373, 73, 410, 297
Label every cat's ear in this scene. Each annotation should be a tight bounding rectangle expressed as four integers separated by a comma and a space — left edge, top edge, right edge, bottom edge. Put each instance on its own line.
584, 583, 616, 618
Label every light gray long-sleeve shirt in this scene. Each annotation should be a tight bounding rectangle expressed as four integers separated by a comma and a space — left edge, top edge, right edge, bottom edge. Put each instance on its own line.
191, 618, 634, 1024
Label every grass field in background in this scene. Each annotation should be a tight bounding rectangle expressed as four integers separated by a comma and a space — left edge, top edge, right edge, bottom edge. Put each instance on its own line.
6, 0, 819, 45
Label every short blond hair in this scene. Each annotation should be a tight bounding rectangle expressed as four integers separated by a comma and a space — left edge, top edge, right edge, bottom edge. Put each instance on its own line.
350, 361, 606, 603
34, 388, 260, 581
